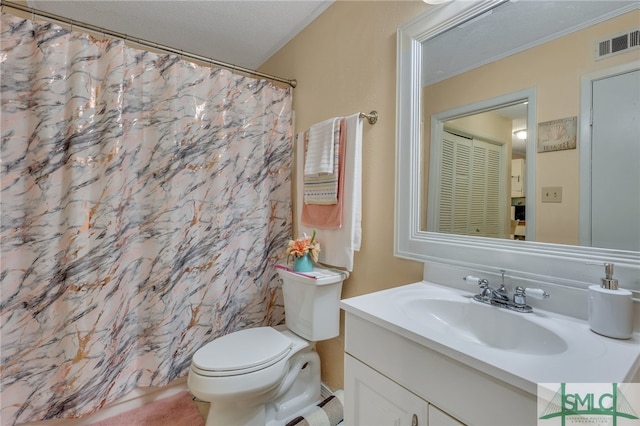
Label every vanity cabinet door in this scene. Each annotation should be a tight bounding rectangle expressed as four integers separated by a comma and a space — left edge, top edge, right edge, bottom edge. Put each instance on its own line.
344, 354, 429, 426
429, 404, 465, 426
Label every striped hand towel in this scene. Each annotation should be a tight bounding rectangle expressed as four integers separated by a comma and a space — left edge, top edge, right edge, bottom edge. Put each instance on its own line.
303, 119, 342, 205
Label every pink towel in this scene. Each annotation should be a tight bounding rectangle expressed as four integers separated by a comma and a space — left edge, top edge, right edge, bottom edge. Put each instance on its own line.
301, 117, 347, 228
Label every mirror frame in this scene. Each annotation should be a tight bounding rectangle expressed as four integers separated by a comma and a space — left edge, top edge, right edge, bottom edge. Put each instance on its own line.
395, 0, 640, 292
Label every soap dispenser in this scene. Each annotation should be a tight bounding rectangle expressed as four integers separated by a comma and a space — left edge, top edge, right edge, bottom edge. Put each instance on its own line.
587, 262, 633, 339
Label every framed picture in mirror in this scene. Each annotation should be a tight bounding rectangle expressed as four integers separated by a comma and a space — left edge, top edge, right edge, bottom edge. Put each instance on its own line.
537, 117, 577, 153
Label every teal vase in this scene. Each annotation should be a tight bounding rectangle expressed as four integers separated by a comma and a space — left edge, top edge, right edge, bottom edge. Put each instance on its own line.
293, 253, 313, 272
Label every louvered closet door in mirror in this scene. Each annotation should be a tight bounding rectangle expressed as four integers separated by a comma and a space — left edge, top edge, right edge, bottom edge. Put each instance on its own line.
434, 131, 506, 238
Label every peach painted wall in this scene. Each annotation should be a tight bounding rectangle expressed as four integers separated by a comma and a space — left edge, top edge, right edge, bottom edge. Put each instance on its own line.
260, 1, 429, 391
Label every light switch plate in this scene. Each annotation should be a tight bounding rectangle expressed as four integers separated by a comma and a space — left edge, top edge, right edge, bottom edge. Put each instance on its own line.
542, 186, 562, 203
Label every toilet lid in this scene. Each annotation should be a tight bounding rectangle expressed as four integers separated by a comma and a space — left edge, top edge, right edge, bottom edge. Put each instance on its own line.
192, 327, 292, 376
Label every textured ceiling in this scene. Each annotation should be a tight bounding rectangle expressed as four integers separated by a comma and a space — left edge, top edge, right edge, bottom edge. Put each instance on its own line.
27, 0, 334, 70
423, 1, 638, 85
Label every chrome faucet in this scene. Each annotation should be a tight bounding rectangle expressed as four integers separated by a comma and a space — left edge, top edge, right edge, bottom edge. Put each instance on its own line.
463, 271, 549, 313
473, 278, 508, 303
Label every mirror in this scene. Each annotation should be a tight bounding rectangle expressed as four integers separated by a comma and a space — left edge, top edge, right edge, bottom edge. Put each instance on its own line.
396, 0, 640, 291
421, 0, 639, 247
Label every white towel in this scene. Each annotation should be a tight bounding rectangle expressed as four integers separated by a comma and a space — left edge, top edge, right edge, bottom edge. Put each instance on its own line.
304, 117, 340, 176
297, 114, 362, 271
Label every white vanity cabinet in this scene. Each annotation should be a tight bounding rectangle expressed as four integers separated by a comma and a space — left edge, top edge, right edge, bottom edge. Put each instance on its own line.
343, 313, 537, 426
345, 354, 462, 426
345, 354, 430, 426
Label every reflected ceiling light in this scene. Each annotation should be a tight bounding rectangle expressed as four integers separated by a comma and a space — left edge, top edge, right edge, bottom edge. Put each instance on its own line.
422, 0, 452, 4
514, 130, 527, 140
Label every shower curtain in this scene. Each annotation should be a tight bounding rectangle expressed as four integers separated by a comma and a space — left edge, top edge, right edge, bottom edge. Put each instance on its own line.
0, 13, 292, 425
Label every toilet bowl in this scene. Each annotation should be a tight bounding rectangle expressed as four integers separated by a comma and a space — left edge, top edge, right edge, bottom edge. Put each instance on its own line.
188, 266, 346, 426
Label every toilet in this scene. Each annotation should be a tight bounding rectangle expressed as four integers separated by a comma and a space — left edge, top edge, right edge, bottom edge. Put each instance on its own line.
188, 265, 347, 426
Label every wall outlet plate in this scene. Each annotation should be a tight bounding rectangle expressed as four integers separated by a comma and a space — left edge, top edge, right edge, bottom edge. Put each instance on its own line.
542, 186, 563, 203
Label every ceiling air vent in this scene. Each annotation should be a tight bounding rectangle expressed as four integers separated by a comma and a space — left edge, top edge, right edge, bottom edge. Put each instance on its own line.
596, 28, 640, 61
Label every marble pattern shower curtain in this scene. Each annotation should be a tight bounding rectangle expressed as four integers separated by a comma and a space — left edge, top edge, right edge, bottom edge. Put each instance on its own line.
0, 13, 292, 425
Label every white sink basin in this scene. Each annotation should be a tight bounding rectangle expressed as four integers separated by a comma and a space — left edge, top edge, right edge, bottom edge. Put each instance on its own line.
341, 281, 639, 394
398, 297, 568, 355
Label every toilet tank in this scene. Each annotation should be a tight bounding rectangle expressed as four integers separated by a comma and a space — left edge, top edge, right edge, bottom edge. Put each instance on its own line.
276, 265, 347, 341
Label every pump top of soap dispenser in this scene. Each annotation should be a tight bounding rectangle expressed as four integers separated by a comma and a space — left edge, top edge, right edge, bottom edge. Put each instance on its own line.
590, 262, 619, 290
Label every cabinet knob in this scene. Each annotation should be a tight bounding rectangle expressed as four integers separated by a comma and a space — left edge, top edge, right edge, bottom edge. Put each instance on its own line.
411, 413, 419, 426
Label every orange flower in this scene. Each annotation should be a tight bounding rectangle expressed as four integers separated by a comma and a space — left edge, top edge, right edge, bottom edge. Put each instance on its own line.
286, 230, 320, 263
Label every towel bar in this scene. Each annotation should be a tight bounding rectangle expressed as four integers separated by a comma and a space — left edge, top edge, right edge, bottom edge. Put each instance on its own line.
359, 111, 378, 125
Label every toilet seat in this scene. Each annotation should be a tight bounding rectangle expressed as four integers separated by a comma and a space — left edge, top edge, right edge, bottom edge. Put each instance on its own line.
192, 327, 292, 377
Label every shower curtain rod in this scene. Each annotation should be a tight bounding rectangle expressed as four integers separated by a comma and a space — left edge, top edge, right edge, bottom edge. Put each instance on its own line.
0, 0, 298, 88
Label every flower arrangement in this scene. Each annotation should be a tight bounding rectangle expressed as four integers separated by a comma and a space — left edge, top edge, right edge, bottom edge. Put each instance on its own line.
286, 230, 320, 263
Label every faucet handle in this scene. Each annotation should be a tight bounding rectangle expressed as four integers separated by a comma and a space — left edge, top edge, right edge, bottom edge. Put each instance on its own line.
463, 276, 488, 287
512, 286, 549, 312
463, 275, 481, 284
523, 287, 549, 300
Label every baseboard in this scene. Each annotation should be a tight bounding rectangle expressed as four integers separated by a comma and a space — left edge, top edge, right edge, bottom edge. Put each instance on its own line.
320, 382, 333, 400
